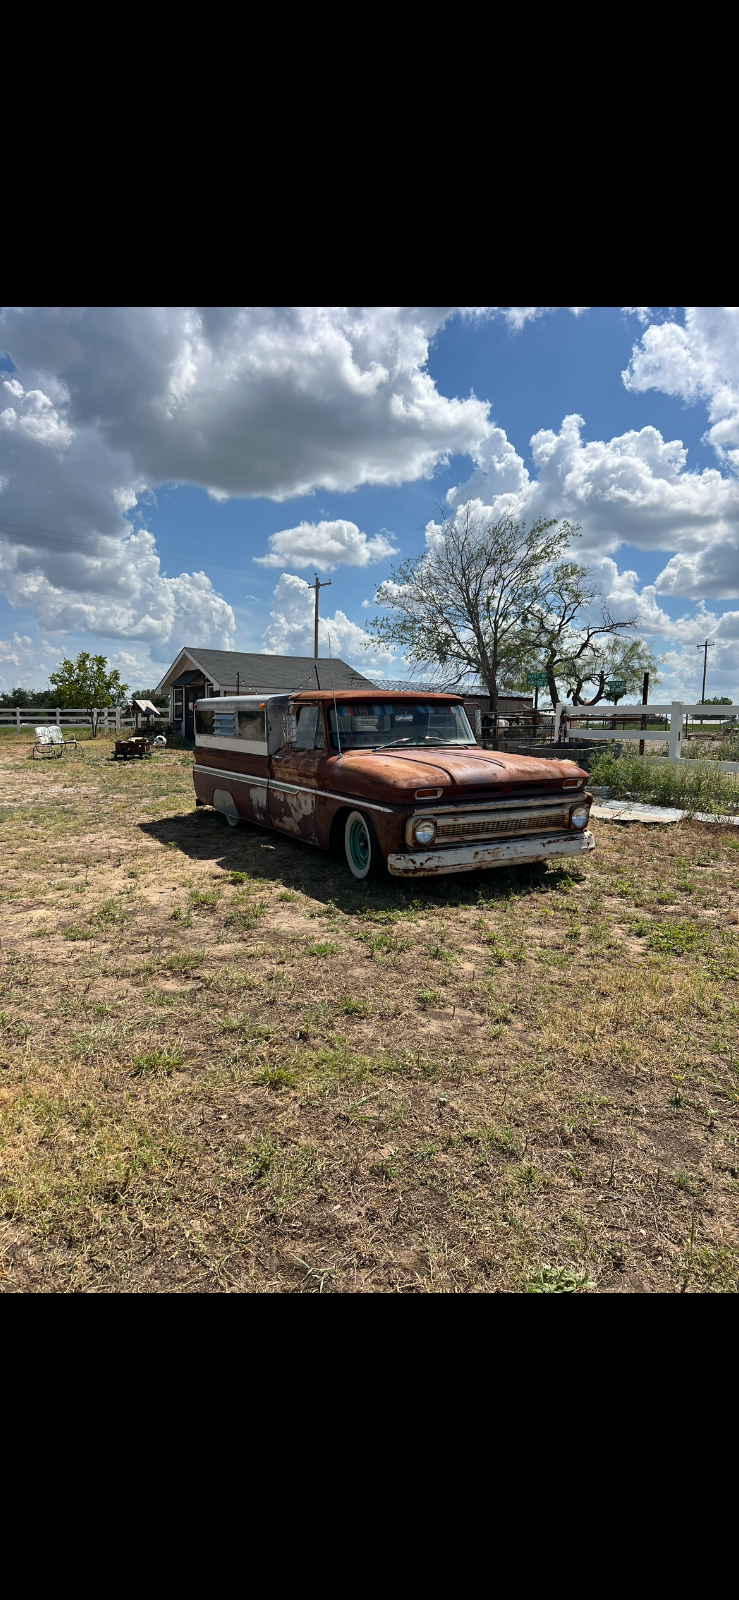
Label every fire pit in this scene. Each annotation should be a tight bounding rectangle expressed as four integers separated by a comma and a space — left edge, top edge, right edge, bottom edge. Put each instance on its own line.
113, 737, 152, 760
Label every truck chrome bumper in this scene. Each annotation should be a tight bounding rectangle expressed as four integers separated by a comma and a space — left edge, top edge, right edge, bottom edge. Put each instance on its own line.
387, 830, 595, 877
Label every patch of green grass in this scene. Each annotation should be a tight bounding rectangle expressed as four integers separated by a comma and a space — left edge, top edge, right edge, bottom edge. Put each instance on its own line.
188, 888, 221, 908
360, 929, 410, 960
95, 898, 132, 926
225, 904, 268, 931
340, 996, 371, 1016
646, 921, 704, 955
131, 1047, 186, 1075
0, 1011, 30, 1040
527, 1265, 596, 1293
252, 1063, 297, 1090
305, 941, 341, 957
417, 987, 440, 1008
167, 948, 204, 972
673, 1170, 698, 1192
466, 1121, 520, 1157
589, 750, 739, 814
64, 925, 93, 941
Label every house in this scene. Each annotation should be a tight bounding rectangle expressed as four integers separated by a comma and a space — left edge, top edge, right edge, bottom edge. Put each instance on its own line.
155, 649, 374, 741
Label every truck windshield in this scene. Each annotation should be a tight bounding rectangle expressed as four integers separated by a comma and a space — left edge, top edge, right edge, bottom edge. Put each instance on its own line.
328, 702, 475, 750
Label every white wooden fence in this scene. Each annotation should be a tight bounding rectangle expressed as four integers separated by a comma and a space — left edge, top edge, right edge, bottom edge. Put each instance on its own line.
0, 706, 134, 731
554, 702, 739, 773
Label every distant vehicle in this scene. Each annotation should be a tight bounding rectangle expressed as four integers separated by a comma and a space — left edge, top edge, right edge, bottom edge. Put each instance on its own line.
192, 691, 593, 880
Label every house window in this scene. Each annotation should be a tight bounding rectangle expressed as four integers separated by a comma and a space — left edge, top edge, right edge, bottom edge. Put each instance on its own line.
173, 688, 183, 719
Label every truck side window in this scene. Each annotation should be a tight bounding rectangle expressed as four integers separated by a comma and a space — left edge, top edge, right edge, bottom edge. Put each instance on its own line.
237, 706, 266, 742
292, 704, 324, 750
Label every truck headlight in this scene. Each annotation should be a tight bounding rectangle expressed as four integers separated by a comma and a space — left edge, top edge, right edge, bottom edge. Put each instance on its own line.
570, 804, 589, 830
413, 819, 437, 846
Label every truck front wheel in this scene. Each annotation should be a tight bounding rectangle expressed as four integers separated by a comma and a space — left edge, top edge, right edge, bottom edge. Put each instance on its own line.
344, 810, 384, 880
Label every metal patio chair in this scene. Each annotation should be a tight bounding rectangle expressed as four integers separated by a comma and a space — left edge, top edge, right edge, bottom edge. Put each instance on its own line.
32, 725, 78, 759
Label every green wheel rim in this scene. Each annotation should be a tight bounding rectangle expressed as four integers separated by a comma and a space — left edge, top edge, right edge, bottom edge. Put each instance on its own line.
349, 818, 370, 872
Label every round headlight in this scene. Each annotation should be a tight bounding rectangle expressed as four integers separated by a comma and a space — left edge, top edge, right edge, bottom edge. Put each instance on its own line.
413, 819, 437, 846
570, 804, 589, 830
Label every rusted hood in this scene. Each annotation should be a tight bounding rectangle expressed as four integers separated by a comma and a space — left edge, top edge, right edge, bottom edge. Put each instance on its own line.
322, 746, 587, 800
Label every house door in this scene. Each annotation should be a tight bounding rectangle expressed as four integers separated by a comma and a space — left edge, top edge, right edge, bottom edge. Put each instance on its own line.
185, 687, 199, 741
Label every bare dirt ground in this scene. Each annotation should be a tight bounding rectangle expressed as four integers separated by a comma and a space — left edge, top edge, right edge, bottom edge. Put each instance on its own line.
1, 730, 738, 1293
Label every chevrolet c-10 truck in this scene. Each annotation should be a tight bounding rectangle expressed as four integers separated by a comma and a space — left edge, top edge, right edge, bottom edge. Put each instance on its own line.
192, 689, 594, 879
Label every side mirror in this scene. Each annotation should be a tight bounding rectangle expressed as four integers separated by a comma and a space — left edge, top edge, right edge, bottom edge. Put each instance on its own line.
283, 714, 298, 745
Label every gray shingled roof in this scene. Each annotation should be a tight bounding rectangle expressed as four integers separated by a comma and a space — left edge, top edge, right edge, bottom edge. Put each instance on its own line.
157, 649, 375, 695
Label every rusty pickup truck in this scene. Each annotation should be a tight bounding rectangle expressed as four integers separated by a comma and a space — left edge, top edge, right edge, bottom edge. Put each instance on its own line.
192, 689, 594, 879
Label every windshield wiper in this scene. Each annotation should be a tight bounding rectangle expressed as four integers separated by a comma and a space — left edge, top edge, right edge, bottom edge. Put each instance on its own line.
372, 736, 446, 749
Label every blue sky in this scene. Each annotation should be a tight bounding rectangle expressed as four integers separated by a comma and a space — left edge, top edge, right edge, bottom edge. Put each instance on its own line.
1, 306, 739, 701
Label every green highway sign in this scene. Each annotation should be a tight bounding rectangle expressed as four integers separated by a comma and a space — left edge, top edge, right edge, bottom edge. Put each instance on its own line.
606, 680, 626, 694
526, 671, 548, 687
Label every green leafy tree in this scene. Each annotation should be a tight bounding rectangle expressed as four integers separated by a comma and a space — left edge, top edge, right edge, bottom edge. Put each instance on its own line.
516, 627, 661, 707
48, 653, 129, 737
497, 559, 655, 706
368, 504, 640, 712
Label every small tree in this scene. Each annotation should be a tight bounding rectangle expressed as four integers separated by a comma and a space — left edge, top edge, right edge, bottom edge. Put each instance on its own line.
48, 653, 129, 738
526, 625, 660, 707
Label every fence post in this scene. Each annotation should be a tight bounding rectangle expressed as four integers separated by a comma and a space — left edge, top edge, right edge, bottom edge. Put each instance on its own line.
16, 707, 20, 730
115, 705, 121, 733
55, 706, 60, 726
668, 702, 684, 762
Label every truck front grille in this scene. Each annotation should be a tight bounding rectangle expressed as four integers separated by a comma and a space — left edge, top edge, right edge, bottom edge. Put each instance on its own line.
435, 810, 570, 841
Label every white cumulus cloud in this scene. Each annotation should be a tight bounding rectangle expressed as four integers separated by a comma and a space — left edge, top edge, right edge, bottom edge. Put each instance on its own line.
623, 307, 739, 467
0, 526, 235, 660
0, 306, 493, 502
254, 519, 398, 570
0, 305, 500, 655
0, 631, 59, 691
442, 412, 739, 599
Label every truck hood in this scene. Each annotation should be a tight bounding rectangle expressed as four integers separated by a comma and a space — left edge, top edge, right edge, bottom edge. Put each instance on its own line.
324, 745, 586, 798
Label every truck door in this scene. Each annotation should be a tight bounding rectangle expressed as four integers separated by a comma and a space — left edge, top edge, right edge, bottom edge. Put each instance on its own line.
269, 702, 323, 844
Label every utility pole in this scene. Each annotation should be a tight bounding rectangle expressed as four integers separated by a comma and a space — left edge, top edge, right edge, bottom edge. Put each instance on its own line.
639, 670, 649, 757
696, 639, 715, 707
308, 572, 332, 659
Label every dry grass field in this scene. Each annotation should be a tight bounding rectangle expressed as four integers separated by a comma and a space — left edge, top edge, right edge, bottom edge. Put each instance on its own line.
1, 729, 738, 1293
